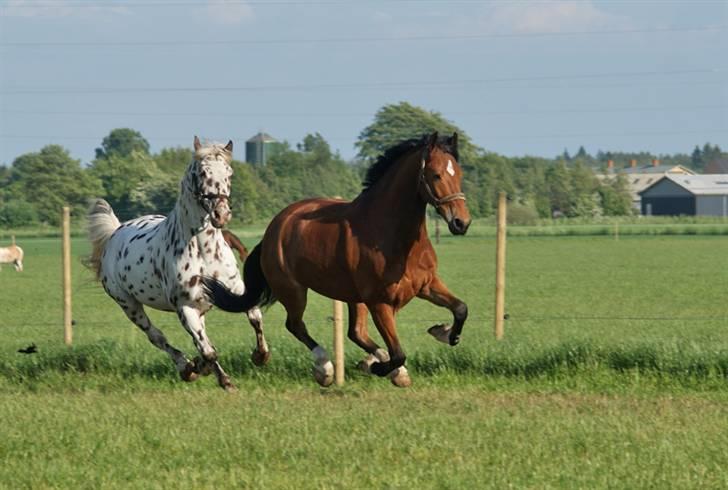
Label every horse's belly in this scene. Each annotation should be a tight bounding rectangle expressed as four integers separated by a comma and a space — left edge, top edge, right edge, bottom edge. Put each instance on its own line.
137, 293, 175, 312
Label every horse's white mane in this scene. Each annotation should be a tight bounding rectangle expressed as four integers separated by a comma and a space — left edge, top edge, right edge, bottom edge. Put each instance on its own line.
194, 141, 232, 162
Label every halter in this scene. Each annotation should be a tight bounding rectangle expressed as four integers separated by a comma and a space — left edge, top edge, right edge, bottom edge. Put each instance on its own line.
418, 148, 466, 209
186, 159, 231, 215
195, 191, 230, 215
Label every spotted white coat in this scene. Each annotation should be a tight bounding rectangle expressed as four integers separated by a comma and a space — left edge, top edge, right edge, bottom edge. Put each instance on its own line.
87, 137, 266, 390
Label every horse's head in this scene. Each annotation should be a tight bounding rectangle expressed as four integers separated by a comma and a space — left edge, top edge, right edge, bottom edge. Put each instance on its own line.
419, 132, 471, 235
192, 136, 234, 228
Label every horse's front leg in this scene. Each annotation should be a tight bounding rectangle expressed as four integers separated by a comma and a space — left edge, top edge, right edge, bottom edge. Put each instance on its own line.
177, 305, 236, 391
367, 303, 411, 388
418, 275, 468, 346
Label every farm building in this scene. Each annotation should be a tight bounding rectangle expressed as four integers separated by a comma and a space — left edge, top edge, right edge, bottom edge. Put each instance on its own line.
600, 159, 695, 212
639, 174, 728, 216
245, 132, 281, 165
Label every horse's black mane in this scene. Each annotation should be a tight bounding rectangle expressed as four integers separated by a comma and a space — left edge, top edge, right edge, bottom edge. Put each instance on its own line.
362, 134, 459, 191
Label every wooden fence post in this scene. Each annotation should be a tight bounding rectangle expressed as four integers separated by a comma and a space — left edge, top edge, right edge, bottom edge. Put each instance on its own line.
494, 192, 507, 340
333, 299, 345, 386
62, 206, 73, 346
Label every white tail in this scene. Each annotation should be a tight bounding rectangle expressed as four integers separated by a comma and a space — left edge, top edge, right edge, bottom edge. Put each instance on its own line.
87, 199, 121, 279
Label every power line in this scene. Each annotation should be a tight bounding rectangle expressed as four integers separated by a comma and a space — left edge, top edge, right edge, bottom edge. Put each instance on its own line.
2, 104, 726, 119
3, 0, 726, 6
2, 25, 725, 48
0, 68, 722, 95
2, 127, 725, 143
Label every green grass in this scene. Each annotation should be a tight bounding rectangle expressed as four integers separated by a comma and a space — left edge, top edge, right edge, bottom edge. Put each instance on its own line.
2, 233, 728, 488
3, 387, 728, 489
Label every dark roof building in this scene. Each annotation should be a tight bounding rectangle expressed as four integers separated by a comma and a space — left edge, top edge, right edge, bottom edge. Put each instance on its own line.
639, 174, 728, 216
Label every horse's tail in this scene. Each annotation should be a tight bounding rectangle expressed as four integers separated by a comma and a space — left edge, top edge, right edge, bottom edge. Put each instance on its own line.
202, 243, 275, 313
86, 199, 121, 280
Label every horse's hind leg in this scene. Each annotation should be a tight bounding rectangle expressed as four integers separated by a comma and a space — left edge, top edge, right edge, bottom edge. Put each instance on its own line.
417, 274, 468, 346
247, 307, 270, 366
121, 301, 196, 381
278, 287, 334, 387
347, 302, 390, 373
177, 305, 235, 391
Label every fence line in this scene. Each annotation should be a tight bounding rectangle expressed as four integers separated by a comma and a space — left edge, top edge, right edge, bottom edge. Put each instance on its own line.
10, 314, 728, 331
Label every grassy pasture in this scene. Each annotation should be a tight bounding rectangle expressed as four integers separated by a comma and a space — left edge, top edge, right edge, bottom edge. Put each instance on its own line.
2, 231, 728, 488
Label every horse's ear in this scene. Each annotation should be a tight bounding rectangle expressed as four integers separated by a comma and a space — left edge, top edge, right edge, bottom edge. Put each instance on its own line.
451, 132, 458, 149
224, 140, 233, 153
427, 131, 439, 149
194, 136, 201, 151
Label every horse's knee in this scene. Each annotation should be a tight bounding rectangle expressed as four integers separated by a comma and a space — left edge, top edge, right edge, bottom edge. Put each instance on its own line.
285, 319, 295, 333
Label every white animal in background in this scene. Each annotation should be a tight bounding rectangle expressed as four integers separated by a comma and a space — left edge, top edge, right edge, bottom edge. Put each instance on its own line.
0, 236, 24, 272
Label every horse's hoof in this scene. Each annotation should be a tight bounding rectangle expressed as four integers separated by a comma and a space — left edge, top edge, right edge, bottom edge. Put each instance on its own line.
251, 349, 271, 367
388, 367, 412, 388
357, 354, 377, 374
313, 361, 334, 387
180, 361, 199, 382
428, 324, 452, 344
222, 380, 238, 392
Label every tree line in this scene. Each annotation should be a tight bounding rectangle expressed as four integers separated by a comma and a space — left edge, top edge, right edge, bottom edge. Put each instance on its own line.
1, 102, 725, 228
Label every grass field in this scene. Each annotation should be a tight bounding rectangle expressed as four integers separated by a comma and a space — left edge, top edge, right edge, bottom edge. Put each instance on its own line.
2, 231, 728, 488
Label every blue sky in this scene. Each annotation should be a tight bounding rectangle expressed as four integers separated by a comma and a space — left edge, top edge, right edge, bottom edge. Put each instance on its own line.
1, 0, 726, 166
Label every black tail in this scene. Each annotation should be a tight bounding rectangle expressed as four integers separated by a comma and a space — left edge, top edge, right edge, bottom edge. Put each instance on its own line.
202, 243, 275, 313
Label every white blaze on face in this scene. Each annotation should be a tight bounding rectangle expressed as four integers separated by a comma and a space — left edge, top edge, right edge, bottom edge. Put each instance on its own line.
446, 159, 455, 177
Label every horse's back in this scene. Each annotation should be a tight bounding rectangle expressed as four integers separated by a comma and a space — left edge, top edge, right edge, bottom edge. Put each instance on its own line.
260, 197, 361, 295
100, 215, 169, 304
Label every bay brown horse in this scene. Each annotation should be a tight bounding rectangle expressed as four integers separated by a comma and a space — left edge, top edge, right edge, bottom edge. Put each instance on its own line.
203, 132, 471, 387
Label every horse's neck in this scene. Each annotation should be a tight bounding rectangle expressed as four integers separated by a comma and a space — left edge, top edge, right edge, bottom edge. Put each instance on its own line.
166, 191, 216, 245
360, 152, 428, 242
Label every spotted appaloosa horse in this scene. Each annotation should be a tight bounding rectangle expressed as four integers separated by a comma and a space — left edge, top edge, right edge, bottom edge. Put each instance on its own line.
0, 236, 23, 272
87, 137, 268, 391
204, 132, 470, 388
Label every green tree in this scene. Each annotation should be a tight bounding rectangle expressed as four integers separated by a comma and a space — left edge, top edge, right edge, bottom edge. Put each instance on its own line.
599, 173, 633, 216
155, 147, 193, 176
0, 199, 39, 227
356, 102, 479, 164
89, 151, 166, 220
6, 145, 102, 225
545, 162, 573, 216
691, 145, 703, 169
95, 128, 150, 160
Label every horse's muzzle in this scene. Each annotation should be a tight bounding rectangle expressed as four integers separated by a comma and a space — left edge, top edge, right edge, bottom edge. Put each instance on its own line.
447, 217, 470, 235
210, 206, 232, 228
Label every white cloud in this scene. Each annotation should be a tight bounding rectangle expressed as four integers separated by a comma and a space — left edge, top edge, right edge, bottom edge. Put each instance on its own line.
485, 1, 629, 34
205, 0, 254, 25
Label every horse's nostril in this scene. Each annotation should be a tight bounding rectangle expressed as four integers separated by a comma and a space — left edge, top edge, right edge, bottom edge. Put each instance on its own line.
453, 218, 464, 230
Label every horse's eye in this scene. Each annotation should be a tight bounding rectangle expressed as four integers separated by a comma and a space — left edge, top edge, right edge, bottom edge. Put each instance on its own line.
433, 173, 442, 181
